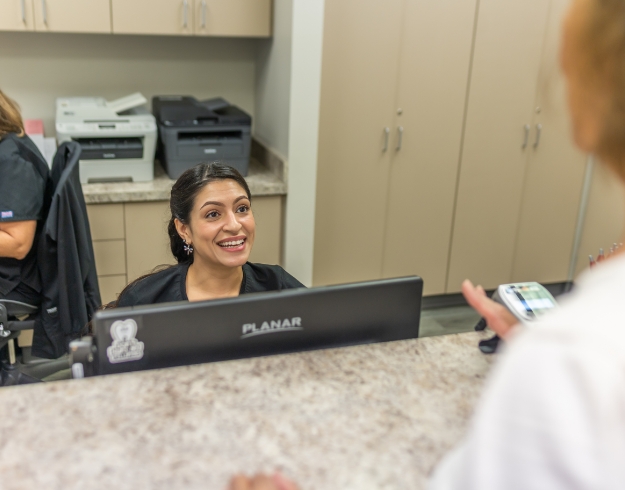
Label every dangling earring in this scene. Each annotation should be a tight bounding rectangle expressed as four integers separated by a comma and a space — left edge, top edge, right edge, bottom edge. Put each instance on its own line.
183, 239, 194, 255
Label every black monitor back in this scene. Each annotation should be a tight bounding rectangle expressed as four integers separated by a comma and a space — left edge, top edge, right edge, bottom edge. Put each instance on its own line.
92, 276, 422, 376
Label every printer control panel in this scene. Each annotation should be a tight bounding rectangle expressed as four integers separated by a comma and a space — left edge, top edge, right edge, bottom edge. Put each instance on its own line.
58, 121, 156, 135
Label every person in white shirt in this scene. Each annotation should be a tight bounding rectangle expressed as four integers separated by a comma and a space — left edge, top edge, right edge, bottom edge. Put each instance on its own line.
429, 261, 625, 489
230, 0, 625, 488
430, 0, 625, 487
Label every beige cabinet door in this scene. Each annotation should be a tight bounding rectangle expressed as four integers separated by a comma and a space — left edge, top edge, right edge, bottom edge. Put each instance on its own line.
112, 0, 193, 35
248, 196, 282, 265
313, 0, 404, 286
511, 0, 587, 284
195, 0, 271, 37
98, 275, 128, 305
87, 203, 125, 241
93, 240, 127, 276
0, 0, 34, 31
125, 201, 176, 282
382, 0, 478, 296
446, 0, 551, 292
33, 0, 111, 33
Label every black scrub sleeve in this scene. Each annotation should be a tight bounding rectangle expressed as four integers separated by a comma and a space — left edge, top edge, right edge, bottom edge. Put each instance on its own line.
278, 267, 306, 290
0, 137, 48, 296
115, 265, 187, 307
0, 147, 46, 222
115, 286, 140, 308
240, 263, 304, 293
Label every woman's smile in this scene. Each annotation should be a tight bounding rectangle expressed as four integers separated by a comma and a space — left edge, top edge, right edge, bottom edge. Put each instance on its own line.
216, 235, 248, 252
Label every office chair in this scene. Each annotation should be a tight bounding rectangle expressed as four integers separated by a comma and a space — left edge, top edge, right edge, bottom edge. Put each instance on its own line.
0, 300, 68, 385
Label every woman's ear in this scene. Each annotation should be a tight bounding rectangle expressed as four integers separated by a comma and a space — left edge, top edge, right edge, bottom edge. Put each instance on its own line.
174, 218, 191, 244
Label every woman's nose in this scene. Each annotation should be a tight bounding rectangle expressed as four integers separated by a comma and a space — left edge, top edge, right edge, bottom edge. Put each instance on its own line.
222, 211, 242, 232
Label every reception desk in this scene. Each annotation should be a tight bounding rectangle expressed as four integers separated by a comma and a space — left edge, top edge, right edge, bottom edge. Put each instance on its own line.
0, 331, 494, 489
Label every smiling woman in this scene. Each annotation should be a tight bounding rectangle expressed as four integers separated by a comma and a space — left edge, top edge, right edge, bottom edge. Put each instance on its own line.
113, 163, 304, 308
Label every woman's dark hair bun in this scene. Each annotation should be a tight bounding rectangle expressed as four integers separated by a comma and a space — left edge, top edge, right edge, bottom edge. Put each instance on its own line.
168, 162, 252, 264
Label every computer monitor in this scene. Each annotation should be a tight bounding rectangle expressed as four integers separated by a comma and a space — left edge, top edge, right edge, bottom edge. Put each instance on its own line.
71, 276, 423, 377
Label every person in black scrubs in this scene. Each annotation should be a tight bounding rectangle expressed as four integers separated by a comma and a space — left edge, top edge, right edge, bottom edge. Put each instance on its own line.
115, 162, 303, 308
0, 90, 50, 306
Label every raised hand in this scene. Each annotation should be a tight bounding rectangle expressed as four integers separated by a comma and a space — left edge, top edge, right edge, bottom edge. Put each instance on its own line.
462, 279, 519, 339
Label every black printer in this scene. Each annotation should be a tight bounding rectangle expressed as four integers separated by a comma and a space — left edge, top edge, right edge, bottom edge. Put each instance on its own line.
152, 96, 252, 179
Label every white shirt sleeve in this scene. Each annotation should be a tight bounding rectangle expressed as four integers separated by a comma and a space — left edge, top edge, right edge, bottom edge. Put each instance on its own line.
428, 330, 625, 490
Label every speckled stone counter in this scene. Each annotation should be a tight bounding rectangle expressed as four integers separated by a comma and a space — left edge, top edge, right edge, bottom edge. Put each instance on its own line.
0, 332, 494, 490
82, 159, 286, 204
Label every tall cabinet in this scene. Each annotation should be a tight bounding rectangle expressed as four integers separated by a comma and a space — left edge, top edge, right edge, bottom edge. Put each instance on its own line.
314, 0, 587, 294
313, 0, 405, 286
511, 0, 588, 285
381, 0, 478, 295
447, 0, 586, 292
446, 0, 552, 292
314, 0, 478, 294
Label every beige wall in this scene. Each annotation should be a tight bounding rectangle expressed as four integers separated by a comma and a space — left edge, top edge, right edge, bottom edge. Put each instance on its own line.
254, 0, 292, 158
283, 0, 325, 286
574, 159, 625, 276
0, 31, 258, 136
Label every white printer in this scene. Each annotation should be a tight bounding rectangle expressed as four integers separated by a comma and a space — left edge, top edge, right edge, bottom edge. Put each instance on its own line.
56, 93, 157, 184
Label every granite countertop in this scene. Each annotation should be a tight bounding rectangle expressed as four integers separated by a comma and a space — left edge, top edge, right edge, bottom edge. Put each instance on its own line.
0, 331, 494, 490
82, 159, 287, 204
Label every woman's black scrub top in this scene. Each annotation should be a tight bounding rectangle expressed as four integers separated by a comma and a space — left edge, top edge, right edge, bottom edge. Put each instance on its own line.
116, 262, 305, 307
0, 133, 50, 299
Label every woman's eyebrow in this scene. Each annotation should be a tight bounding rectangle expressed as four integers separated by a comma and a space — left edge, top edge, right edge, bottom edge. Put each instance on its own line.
199, 196, 248, 210
200, 200, 224, 209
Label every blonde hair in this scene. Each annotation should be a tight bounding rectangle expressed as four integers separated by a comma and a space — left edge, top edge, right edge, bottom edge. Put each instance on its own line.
0, 90, 24, 138
581, 0, 625, 176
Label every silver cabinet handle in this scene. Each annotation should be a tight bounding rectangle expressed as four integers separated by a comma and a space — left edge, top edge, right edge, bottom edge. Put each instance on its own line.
522, 124, 530, 149
382, 127, 390, 152
20, 0, 26, 23
201, 0, 207, 28
41, 0, 47, 25
396, 126, 404, 151
183, 0, 188, 28
534, 123, 543, 148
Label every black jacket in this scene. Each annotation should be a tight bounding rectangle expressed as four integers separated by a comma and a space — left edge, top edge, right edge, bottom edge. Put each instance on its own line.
32, 142, 101, 358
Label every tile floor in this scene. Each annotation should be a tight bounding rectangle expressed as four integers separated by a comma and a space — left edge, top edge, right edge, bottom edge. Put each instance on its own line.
419, 305, 481, 338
